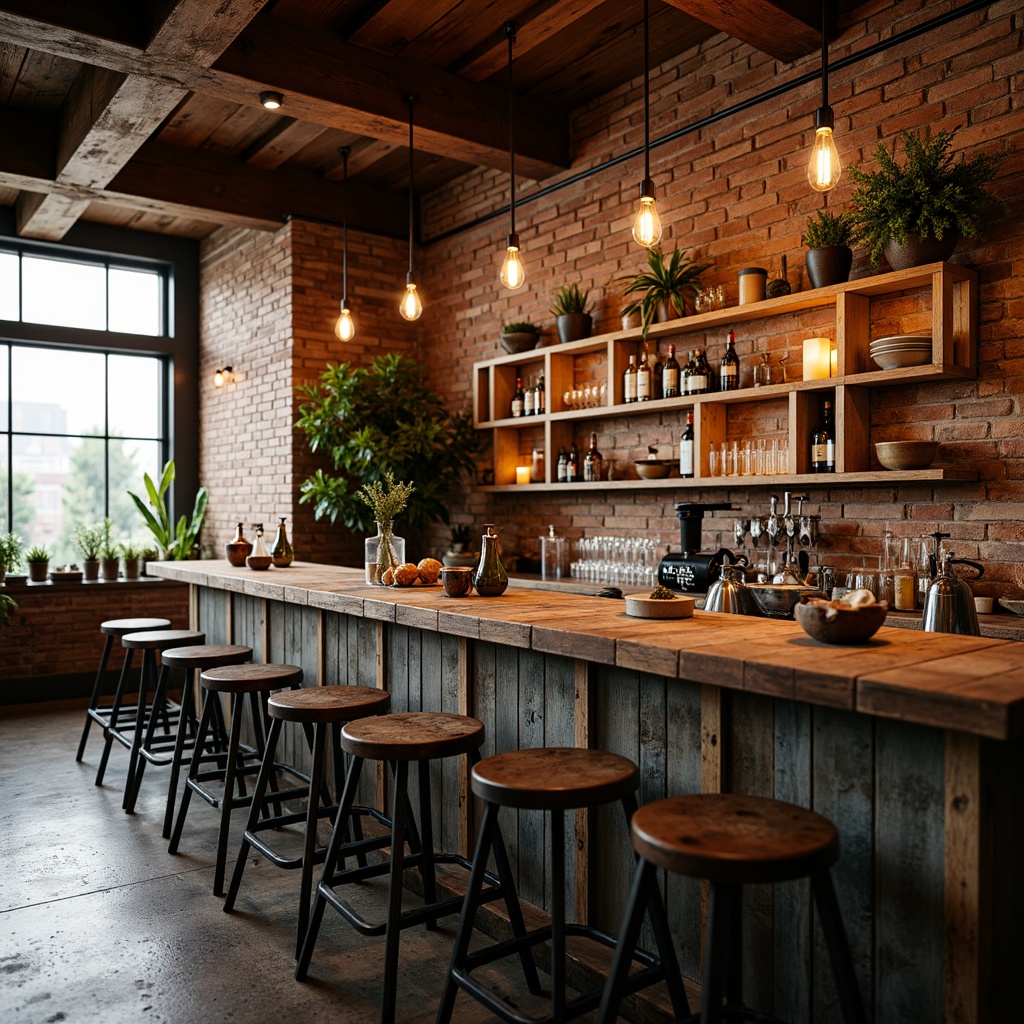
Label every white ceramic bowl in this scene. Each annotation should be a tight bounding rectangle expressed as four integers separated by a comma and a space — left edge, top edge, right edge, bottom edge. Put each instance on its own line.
872, 349, 932, 370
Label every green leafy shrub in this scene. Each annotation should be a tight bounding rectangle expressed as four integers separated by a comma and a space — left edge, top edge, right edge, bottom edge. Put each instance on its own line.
128, 461, 208, 560
549, 284, 593, 316
802, 210, 858, 249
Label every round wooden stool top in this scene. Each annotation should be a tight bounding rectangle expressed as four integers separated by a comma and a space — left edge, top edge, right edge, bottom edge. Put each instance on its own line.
161, 644, 252, 671
121, 629, 205, 651
471, 747, 639, 811
341, 712, 484, 762
200, 663, 304, 694
268, 685, 390, 724
631, 794, 839, 885
101, 617, 171, 637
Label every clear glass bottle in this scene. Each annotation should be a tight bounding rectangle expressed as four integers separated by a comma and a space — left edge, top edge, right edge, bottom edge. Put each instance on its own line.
365, 520, 406, 585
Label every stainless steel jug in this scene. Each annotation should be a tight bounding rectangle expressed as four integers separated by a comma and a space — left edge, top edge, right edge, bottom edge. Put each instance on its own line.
921, 551, 984, 635
705, 563, 763, 616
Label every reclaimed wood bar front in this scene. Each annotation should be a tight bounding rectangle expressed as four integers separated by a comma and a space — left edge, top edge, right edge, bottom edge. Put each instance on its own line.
151, 560, 1024, 1024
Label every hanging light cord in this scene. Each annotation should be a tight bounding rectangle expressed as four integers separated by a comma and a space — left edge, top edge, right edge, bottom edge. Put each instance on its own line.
505, 22, 517, 238
406, 96, 415, 277
642, 0, 651, 183
820, 0, 829, 110
340, 146, 349, 305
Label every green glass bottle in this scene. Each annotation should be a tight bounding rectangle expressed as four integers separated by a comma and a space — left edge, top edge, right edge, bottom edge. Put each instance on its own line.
472, 524, 508, 597
271, 516, 294, 567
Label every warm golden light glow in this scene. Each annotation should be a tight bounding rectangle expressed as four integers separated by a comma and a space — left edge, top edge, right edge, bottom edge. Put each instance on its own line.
807, 127, 841, 192
335, 306, 355, 342
399, 282, 422, 321
213, 366, 233, 388
803, 338, 832, 380
259, 91, 283, 110
632, 194, 663, 248
499, 245, 525, 290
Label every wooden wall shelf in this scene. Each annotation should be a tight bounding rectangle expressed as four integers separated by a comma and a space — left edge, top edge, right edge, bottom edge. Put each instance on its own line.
472, 262, 978, 488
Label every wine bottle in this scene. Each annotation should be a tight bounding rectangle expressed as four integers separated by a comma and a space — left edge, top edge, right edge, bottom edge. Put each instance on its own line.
624, 354, 638, 404
812, 399, 836, 473
637, 344, 652, 401
535, 372, 546, 415
524, 377, 536, 416
511, 376, 524, 418
663, 343, 681, 398
679, 411, 694, 478
720, 330, 740, 391
652, 346, 664, 400
583, 432, 603, 482
683, 350, 696, 396
557, 446, 568, 483
568, 441, 580, 482
690, 349, 709, 395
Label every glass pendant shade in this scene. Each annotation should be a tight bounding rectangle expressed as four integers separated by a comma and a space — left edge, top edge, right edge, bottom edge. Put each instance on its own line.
499, 233, 525, 290
807, 123, 841, 192
399, 277, 422, 321
334, 304, 355, 341
631, 183, 663, 248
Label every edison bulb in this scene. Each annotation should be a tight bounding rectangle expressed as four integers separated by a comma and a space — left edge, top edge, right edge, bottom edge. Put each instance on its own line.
632, 194, 663, 248
807, 126, 841, 192
399, 282, 422, 321
500, 245, 525, 290
334, 305, 355, 341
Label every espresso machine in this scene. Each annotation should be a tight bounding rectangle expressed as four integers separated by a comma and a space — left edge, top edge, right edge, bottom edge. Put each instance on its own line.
657, 501, 738, 593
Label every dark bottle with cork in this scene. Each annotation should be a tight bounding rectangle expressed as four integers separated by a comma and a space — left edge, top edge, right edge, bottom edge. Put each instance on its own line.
583, 432, 603, 482
720, 330, 740, 391
811, 399, 836, 473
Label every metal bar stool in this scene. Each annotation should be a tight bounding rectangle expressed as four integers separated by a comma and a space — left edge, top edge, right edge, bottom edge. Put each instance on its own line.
297, 712, 522, 1024
224, 684, 392, 956
76, 617, 171, 764
436, 747, 688, 1024
124, 643, 253, 828
168, 663, 307, 897
95, 629, 204, 793
596, 793, 866, 1024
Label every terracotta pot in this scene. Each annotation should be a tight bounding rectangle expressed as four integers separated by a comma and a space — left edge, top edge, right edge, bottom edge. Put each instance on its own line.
100, 557, 120, 581
883, 231, 959, 271
555, 313, 592, 344
28, 562, 48, 583
805, 246, 853, 289
82, 559, 100, 581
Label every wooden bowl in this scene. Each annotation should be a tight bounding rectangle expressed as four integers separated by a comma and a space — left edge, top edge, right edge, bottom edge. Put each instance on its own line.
635, 459, 673, 480
624, 593, 695, 618
874, 440, 939, 471
499, 332, 540, 354
794, 599, 888, 645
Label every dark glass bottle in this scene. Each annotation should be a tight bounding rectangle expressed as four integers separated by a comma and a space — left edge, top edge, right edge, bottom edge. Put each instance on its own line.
689, 349, 710, 395
535, 372, 546, 415
679, 412, 694, 478
683, 350, 696, 396
556, 446, 568, 483
511, 376, 524, 418
583, 432, 603, 482
652, 346, 664, 400
568, 441, 580, 482
663, 343, 681, 398
720, 329, 740, 391
271, 516, 294, 567
812, 399, 836, 473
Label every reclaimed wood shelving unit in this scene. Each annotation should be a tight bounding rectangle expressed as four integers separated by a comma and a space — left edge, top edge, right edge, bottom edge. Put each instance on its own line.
472, 261, 978, 491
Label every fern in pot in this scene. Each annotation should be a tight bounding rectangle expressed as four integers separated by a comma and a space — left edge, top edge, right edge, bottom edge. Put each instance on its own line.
802, 210, 858, 288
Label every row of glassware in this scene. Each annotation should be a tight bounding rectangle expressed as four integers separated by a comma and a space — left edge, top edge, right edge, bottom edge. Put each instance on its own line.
568, 535, 659, 586
708, 437, 789, 477
562, 381, 608, 410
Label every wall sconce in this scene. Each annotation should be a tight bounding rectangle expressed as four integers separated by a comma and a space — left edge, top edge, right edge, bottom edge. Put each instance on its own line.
213, 366, 234, 388
259, 91, 283, 110
802, 339, 832, 380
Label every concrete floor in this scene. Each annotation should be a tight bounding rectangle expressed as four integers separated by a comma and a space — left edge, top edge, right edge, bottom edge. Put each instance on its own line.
0, 700, 573, 1024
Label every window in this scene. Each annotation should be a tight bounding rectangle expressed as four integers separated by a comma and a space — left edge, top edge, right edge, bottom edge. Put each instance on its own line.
0, 248, 170, 562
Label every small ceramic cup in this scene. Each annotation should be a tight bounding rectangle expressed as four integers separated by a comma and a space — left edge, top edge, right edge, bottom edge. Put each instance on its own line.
441, 566, 474, 598
974, 596, 994, 614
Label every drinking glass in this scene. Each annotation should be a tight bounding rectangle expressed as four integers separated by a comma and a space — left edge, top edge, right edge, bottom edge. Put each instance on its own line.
708, 443, 719, 477
754, 438, 766, 476
753, 353, 772, 387
740, 440, 753, 476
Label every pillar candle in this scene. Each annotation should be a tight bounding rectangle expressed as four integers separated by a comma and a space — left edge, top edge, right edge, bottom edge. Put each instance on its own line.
802, 337, 832, 380
515, 466, 530, 485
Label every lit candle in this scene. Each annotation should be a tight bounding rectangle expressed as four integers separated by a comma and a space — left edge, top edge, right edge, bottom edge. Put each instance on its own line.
515, 466, 531, 485
803, 337, 832, 380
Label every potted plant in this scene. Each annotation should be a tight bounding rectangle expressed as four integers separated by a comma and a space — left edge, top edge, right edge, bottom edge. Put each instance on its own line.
121, 539, 143, 580
140, 547, 158, 577
500, 321, 543, 354
849, 127, 1004, 270
25, 545, 51, 583
75, 521, 106, 580
128, 460, 209, 560
802, 210, 858, 288
620, 245, 713, 341
0, 532, 23, 585
549, 284, 594, 344
99, 520, 120, 580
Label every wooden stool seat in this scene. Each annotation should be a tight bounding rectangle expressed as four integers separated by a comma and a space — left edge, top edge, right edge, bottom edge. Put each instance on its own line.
161, 644, 254, 673
199, 661, 298, 693
121, 629, 205, 651
340, 711, 484, 762
471, 747, 640, 810
268, 684, 390, 723
631, 793, 839, 885
100, 617, 171, 637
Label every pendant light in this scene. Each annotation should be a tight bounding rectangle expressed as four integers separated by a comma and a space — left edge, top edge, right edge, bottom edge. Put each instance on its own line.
334, 147, 355, 342
499, 22, 525, 290
631, 0, 662, 248
807, 0, 841, 192
399, 96, 423, 321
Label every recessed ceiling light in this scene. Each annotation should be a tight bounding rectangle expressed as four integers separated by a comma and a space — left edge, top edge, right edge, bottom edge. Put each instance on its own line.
260, 91, 283, 110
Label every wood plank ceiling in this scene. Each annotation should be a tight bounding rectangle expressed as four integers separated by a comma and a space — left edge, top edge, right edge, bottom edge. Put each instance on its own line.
0, 0, 837, 242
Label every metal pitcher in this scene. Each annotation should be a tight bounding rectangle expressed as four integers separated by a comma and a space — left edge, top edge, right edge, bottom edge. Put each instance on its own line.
921, 551, 984, 635
705, 563, 763, 616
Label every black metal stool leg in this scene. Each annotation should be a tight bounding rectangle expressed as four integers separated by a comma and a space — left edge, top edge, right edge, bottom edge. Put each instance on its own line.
417, 758, 439, 930
213, 692, 246, 896
163, 666, 196, 838
723, 882, 743, 1012
124, 662, 172, 814
77, 634, 113, 761
812, 869, 867, 1024
168, 690, 216, 854
550, 808, 566, 1022
122, 650, 155, 810
381, 760, 410, 1024
296, 721, 328, 957
95, 647, 136, 786
700, 882, 729, 1024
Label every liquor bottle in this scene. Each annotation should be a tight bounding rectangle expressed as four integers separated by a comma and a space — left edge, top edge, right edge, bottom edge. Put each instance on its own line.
720, 330, 740, 391
511, 376, 524, 418
524, 376, 536, 416
689, 349, 709, 395
663, 343, 681, 398
624, 354, 638, 403
535, 372, 546, 415
568, 441, 580, 482
679, 411, 694, 478
557, 446, 568, 483
652, 346, 664, 400
583, 432, 603, 482
812, 399, 836, 473
683, 350, 696, 396
637, 344, 652, 401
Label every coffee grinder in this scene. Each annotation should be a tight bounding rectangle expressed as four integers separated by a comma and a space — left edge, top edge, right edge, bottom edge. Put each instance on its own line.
657, 501, 738, 593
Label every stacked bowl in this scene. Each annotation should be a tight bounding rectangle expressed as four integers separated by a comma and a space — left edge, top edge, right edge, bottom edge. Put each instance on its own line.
870, 333, 932, 370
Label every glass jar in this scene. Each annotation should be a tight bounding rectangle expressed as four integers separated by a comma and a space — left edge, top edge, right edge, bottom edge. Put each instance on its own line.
365, 520, 405, 586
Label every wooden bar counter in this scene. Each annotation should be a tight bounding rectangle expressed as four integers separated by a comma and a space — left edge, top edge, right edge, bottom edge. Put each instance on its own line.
150, 560, 1024, 1024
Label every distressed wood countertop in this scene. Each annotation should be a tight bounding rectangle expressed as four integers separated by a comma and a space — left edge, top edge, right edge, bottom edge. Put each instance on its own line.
151, 560, 1024, 741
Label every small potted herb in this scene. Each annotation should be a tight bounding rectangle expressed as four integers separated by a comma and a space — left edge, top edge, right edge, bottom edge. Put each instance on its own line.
75, 521, 106, 580
620, 245, 712, 341
25, 544, 51, 583
0, 532, 23, 585
849, 127, 1003, 270
99, 520, 119, 580
550, 284, 594, 344
500, 321, 542, 354
802, 210, 859, 288
121, 540, 144, 580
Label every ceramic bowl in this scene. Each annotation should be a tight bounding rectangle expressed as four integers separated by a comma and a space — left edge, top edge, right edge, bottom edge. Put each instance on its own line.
794, 599, 888, 645
635, 459, 673, 480
499, 332, 540, 354
874, 440, 939, 471
746, 583, 825, 619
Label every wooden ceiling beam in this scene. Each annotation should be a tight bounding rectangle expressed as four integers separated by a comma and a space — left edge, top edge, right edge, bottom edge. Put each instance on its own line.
659, 0, 821, 63
322, 138, 399, 181
244, 119, 329, 170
